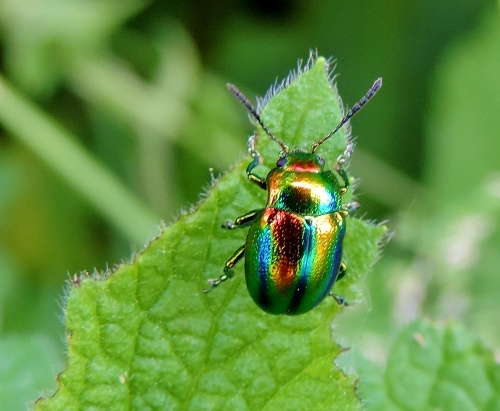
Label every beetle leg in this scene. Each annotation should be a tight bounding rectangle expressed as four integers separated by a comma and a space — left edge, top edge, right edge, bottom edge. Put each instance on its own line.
337, 262, 347, 281
331, 295, 348, 306
203, 245, 245, 292
335, 163, 350, 195
248, 173, 266, 190
329, 290, 348, 306
335, 137, 354, 195
340, 140, 355, 164
247, 132, 259, 156
328, 263, 348, 305
222, 209, 260, 229
224, 244, 245, 271
246, 134, 267, 190
342, 201, 360, 215
338, 209, 349, 219
333, 210, 347, 226
246, 157, 266, 190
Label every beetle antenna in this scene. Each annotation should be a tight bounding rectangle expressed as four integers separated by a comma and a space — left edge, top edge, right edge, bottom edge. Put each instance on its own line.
311, 77, 382, 153
227, 83, 289, 153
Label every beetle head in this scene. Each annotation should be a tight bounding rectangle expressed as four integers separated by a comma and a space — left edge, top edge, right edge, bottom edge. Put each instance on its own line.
276, 150, 325, 173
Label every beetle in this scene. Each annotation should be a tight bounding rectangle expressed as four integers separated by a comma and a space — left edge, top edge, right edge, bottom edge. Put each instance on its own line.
204, 77, 382, 315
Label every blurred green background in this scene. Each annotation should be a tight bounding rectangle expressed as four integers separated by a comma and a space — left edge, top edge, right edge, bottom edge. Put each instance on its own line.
0, 0, 499, 408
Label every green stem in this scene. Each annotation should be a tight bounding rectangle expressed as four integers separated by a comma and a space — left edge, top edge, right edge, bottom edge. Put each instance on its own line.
0, 75, 160, 244
351, 148, 428, 209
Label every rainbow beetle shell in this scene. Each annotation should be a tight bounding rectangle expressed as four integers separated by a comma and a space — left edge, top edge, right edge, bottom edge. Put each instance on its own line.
204, 77, 382, 315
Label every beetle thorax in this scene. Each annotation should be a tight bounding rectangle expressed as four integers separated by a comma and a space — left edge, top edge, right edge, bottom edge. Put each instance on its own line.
266, 155, 342, 216
282, 157, 322, 173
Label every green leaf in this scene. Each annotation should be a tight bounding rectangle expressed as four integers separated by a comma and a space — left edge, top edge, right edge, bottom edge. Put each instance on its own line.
36, 56, 385, 411
358, 320, 500, 411
0, 334, 62, 411
0, 75, 159, 244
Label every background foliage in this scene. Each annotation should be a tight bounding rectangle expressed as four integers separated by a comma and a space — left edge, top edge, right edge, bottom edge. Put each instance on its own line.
0, 0, 499, 409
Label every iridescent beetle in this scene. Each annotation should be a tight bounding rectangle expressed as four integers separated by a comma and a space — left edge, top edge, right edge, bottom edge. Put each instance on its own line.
204, 78, 382, 315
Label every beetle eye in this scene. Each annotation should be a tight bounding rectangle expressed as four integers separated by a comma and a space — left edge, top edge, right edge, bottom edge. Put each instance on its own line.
276, 157, 287, 167
318, 157, 325, 167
